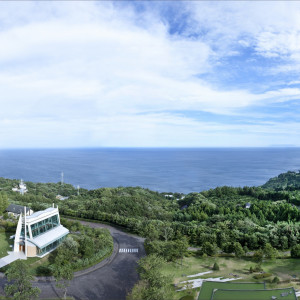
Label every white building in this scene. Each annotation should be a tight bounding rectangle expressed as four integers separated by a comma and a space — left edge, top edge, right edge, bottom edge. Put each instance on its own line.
56, 195, 69, 201
14, 205, 69, 257
12, 179, 28, 195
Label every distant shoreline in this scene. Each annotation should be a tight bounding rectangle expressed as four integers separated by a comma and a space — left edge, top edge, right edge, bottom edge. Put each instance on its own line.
0, 148, 299, 193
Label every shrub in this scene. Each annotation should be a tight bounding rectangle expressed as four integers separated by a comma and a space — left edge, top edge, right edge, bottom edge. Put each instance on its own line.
253, 273, 272, 279
212, 262, 220, 270
291, 244, 300, 258
272, 276, 280, 284
180, 296, 194, 300
222, 242, 234, 253
253, 264, 263, 272
202, 242, 217, 256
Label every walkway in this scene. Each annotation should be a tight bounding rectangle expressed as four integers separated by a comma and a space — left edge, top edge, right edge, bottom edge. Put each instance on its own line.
0, 251, 26, 269
0, 221, 145, 300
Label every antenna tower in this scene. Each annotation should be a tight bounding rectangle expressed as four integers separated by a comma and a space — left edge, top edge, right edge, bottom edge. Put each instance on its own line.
61, 172, 64, 185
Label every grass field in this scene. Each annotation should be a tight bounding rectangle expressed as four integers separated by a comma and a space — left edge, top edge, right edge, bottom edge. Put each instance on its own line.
198, 282, 265, 300
161, 255, 300, 300
24, 255, 52, 276
0, 232, 14, 258
212, 287, 297, 300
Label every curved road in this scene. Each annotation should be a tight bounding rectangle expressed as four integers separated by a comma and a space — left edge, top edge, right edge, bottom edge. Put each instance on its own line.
0, 221, 146, 300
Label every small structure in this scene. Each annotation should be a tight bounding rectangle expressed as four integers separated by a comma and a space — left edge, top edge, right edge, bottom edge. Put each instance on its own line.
6, 204, 33, 218
56, 195, 69, 201
245, 202, 251, 209
12, 179, 28, 195
164, 194, 174, 198
14, 205, 69, 257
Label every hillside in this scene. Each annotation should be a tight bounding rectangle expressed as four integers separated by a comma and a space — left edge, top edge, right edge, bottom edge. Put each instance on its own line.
262, 171, 300, 190
1, 173, 299, 253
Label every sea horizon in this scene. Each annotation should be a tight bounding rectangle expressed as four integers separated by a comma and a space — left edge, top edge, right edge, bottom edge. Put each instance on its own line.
1, 147, 300, 194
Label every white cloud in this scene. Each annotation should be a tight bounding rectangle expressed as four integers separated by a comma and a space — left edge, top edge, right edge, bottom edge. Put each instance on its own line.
188, 2, 300, 65
0, 1, 299, 147
1, 112, 299, 148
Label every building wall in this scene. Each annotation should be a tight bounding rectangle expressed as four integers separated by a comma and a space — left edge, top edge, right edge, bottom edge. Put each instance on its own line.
14, 207, 67, 258
27, 245, 37, 257
7, 210, 32, 218
8, 212, 19, 218
14, 215, 23, 253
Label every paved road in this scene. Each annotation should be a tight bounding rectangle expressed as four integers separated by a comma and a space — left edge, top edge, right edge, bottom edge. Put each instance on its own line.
0, 221, 146, 300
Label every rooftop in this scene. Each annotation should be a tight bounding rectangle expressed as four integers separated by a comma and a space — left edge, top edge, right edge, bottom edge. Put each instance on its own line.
6, 204, 31, 214
26, 207, 57, 220
28, 225, 69, 249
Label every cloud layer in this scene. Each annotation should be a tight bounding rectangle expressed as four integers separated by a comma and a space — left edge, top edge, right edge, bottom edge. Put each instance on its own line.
0, 1, 299, 147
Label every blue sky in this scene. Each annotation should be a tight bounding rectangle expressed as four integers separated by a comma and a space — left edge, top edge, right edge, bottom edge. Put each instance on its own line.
0, 1, 300, 148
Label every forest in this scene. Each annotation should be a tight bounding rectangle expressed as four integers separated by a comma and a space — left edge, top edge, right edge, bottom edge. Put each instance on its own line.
0, 171, 300, 256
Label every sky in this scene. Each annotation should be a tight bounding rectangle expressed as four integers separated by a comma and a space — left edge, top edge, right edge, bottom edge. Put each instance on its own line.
0, 1, 300, 148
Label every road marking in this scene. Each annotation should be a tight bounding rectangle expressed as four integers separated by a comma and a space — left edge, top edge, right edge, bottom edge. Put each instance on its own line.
119, 248, 139, 253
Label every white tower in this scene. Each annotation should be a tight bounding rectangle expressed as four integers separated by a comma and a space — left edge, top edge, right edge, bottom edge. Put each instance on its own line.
61, 172, 64, 185
77, 185, 80, 196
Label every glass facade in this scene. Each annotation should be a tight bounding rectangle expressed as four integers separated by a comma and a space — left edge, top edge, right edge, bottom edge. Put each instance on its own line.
31, 215, 59, 238
20, 225, 30, 238
37, 235, 66, 256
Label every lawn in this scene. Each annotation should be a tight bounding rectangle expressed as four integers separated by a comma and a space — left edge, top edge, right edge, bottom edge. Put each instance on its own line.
198, 282, 265, 300
23, 255, 52, 276
212, 287, 297, 300
0, 232, 14, 258
160, 255, 300, 300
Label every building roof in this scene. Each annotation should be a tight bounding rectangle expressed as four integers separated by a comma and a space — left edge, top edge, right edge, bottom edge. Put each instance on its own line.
28, 225, 69, 249
6, 204, 31, 214
26, 207, 57, 220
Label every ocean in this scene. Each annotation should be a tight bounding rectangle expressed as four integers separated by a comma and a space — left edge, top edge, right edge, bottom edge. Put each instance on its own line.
0, 148, 299, 194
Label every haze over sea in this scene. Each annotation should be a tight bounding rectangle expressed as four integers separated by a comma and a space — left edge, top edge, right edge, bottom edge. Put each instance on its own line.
0, 148, 300, 194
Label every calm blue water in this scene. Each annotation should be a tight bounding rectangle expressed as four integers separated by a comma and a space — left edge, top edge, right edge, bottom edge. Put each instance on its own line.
0, 148, 299, 193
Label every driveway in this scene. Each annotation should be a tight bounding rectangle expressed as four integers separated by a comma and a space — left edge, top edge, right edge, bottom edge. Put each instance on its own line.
0, 221, 146, 300
0, 251, 26, 269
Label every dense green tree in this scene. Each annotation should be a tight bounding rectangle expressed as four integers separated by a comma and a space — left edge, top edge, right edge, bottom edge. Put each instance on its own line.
222, 242, 234, 254
253, 249, 264, 264
2, 172, 300, 254
291, 244, 300, 258
5, 260, 40, 300
144, 223, 160, 241
162, 226, 174, 242
175, 236, 189, 265
52, 264, 73, 300
52, 237, 78, 300
202, 242, 217, 256
0, 193, 8, 215
233, 242, 245, 258
78, 236, 94, 258
264, 243, 278, 260
127, 254, 173, 300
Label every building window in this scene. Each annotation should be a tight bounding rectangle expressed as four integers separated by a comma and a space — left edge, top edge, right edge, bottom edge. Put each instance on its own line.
31, 214, 60, 238
20, 225, 30, 238
38, 236, 66, 256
